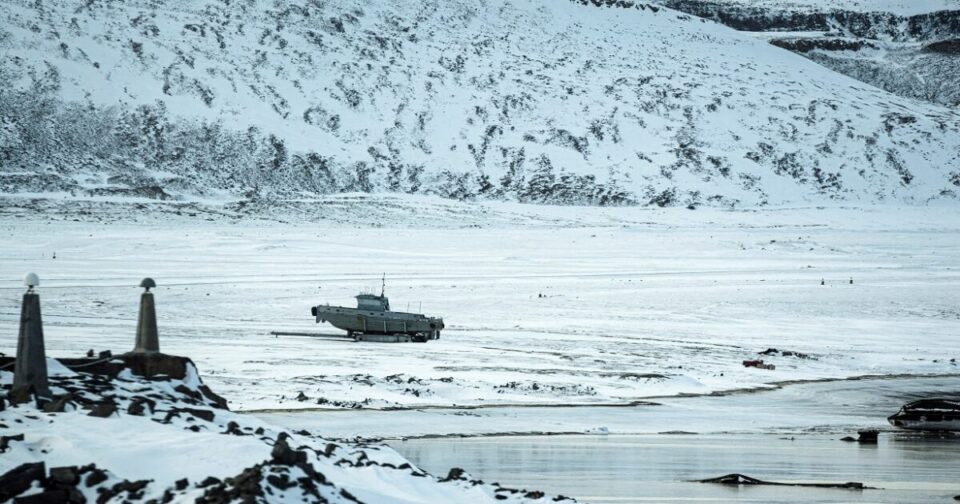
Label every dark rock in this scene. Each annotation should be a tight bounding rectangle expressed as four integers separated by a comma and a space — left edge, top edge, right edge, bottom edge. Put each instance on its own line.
294, 429, 311, 436
174, 384, 202, 401
840, 436, 857, 442
13, 490, 70, 504
178, 407, 215, 422
0, 397, 5, 411
199, 476, 221, 487
42, 394, 74, 413
66, 488, 85, 503
265, 474, 296, 490
124, 354, 189, 380
923, 39, 960, 54
97, 479, 150, 502
127, 401, 146, 416
295, 391, 309, 402
857, 430, 878, 444
34, 395, 52, 411
254, 427, 265, 435
196, 466, 266, 503
86, 401, 116, 418
0, 462, 46, 502
84, 468, 108, 487
49, 465, 80, 485
98, 350, 112, 359
323, 443, 337, 457
770, 37, 877, 53
440, 467, 467, 482
224, 421, 245, 436
1, 433, 26, 452
198, 385, 229, 410
271, 435, 307, 466
175, 478, 189, 491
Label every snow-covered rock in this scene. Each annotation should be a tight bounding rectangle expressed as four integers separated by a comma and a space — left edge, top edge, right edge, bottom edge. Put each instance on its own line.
0, 353, 571, 503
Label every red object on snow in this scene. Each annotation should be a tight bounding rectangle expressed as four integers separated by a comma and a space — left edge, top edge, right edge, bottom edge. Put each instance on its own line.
742, 359, 775, 370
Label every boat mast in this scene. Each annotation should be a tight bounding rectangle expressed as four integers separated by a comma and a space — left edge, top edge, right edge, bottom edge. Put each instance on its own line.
381, 273, 386, 298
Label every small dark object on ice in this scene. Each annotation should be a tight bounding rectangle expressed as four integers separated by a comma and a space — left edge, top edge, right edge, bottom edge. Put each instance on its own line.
840, 436, 857, 442
98, 350, 112, 359
953, 495, 960, 501
696, 473, 870, 489
86, 349, 94, 358
742, 359, 775, 370
857, 430, 878, 444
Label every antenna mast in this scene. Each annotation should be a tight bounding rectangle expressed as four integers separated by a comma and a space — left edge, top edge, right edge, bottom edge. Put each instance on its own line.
381, 273, 386, 297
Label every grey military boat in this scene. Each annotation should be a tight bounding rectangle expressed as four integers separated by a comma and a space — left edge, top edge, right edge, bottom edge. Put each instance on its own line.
311, 283, 444, 343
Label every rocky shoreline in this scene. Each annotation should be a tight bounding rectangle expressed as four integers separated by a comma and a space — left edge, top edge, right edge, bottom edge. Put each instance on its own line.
0, 353, 572, 503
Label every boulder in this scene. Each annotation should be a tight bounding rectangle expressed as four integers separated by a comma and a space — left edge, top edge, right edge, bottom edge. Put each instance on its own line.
271, 434, 307, 466
127, 401, 145, 416
49, 466, 80, 486
13, 489, 70, 504
0, 462, 45, 502
42, 394, 74, 413
84, 468, 108, 487
86, 402, 116, 418
0, 434, 26, 452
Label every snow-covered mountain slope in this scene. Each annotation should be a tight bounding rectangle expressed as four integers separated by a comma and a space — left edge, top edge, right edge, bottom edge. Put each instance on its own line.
1, 0, 959, 209
660, 0, 960, 107
677, 0, 959, 16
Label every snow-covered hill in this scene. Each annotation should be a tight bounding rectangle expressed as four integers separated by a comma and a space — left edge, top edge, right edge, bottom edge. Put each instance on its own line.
660, 0, 960, 107
1, 0, 959, 210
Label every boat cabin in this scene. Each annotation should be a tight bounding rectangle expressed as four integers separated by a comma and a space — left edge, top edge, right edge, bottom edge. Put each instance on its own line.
356, 294, 390, 311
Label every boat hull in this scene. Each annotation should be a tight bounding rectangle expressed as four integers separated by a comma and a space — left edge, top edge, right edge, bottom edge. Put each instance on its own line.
312, 305, 444, 341
887, 398, 960, 432
887, 418, 960, 431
